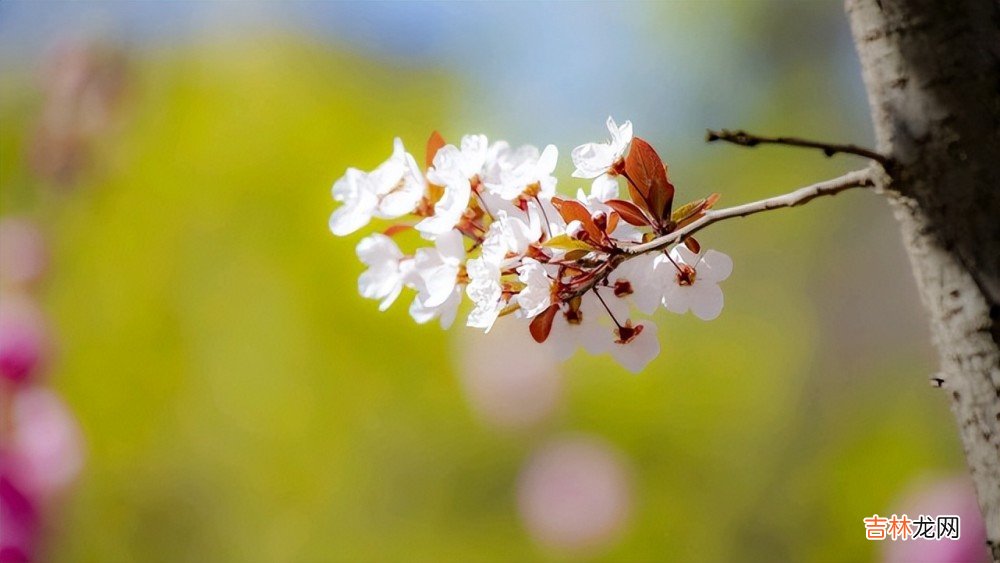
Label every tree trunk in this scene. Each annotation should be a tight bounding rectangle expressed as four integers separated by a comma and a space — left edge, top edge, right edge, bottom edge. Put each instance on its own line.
846, 0, 1000, 560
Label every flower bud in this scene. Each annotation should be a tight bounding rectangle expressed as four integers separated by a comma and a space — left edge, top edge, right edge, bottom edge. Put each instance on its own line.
566, 220, 585, 240
591, 211, 607, 232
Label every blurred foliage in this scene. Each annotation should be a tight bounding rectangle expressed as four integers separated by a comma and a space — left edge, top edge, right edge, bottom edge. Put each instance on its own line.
0, 28, 965, 563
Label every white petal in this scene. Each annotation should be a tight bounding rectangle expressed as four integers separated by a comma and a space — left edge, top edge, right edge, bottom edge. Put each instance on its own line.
536, 144, 558, 174
329, 195, 376, 236
661, 283, 691, 315
460, 134, 489, 177
409, 295, 436, 324
423, 264, 459, 307
671, 245, 698, 267
415, 177, 471, 237
593, 286, 629, 321
435, 229, 466, 263
437, 286, 463, 329
378, 283, 403, 312
356, 234, 402, 266
377, 181, 423, 217
615, 120, 633, 151
571, 143, 615, 179
609, 321, 659, 373
578, 321, 612, 356
609, 254, 661, 315
546, 316, 578, 360
515, 258, 552, 319
698, 250, 733, 283
590, 174, 620, 202
689, 282, 724, 321
605, 116, 619, 138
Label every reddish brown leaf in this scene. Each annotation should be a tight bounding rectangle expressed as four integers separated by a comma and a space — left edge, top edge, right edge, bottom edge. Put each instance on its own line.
671, 198, 706, 223
605, 199, 652, 227
704, 192, 720, 209
551, 198, 602, 241
383, 224, 413, 237
529, 304, 560, 343
625, 181, 650, 216
550, 197, 589, 224
623, 137, 674, 221
683, 236, 701, 254
606, 211, 620, 235
425, 131, 446, 169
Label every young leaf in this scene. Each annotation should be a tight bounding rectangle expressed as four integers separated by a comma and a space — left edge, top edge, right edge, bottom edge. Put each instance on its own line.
383, 224, 413, 237
563, 249, 591, 261
671, 198, 706, 223
623, 137, 674, 220
606, 211, 620, 235
605, 199, 652, 227
426, 131, 446, 169
550, 197, 590, 225
498, 302, 521, 318
550, 198, 602, 241
529, 304, 560, 343
683, 236, 701, 254
671, 193, 721, 229
543, 234, 596, 252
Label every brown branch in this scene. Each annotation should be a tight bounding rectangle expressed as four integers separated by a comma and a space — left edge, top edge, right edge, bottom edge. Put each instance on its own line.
625, 169, 875, 255
706, 128, 892, 169
559, 169, 875, 301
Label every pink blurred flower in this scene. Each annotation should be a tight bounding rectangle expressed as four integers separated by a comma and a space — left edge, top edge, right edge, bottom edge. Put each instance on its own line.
883, 475, 989, 563
517, 435, 633, 553
0, 473, 38, 563
0, 296, 50, 384
458, 320, 562, 429
6, 387, 84, 500
0, 218, 48, 288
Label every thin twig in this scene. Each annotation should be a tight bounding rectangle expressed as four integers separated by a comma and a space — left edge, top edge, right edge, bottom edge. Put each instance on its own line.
706, 129, 892, 168
624, 169, 875, 255
559, 169, 874, 301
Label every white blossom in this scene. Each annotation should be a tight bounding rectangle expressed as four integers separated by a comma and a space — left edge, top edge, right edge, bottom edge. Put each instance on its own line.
414, 171, 471, 238
482, 143, 559, 200
515, 258, 552, 319
466, 256, 504, 332
660, 246, 732, 321
329, 168, 378, 236
369, 138, 426, 218
571, 116, 633, 179
408, 229, 467, 327
608, 320, 660, 373
328, 123, 739, 375
429, 135, 488, 180
329, 139, 426, 236
547, 287, 627, 361
607, 253, 662, 314
356, 234, 410, 312
410, 285, 463, 329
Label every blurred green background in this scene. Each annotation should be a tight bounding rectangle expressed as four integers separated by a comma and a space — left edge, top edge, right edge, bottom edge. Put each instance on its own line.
0, 2, 967, 561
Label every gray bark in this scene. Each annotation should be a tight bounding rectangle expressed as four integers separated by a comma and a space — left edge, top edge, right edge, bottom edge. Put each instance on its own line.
846, 0, 1000, 560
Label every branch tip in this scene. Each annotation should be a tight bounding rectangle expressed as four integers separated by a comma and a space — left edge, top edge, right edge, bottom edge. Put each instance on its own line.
706, 128, 891, 168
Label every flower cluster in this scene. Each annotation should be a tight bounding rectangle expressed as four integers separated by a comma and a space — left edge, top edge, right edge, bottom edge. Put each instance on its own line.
328, 117, 731, 372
